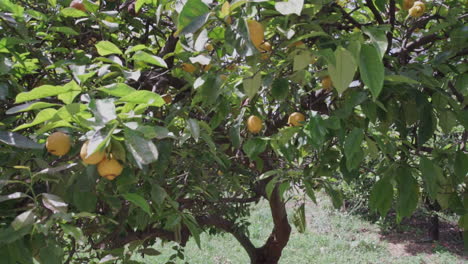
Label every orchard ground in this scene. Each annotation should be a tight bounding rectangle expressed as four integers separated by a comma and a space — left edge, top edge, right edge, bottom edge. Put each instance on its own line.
133, 192, 466, 264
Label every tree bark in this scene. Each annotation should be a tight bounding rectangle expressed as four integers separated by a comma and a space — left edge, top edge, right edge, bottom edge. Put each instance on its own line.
250, 186, 292, 264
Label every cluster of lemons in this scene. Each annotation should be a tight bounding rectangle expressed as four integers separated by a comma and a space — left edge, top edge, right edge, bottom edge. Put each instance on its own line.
246, 112, 306, 134
45, 132, 124, 181
404, 0, 426, 18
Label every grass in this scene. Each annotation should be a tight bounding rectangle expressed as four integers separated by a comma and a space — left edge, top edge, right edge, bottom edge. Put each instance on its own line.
133, 193, 465, 264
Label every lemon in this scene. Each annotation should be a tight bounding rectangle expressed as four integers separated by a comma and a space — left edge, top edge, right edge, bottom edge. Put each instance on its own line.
247, 115, 263, 134
288, 112, 306, 127
97, 158, 123, 180
46, 132, 71, 156
80, 141, 105, 165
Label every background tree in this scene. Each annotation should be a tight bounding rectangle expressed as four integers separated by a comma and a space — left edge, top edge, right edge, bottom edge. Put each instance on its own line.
0, 0, 467, 263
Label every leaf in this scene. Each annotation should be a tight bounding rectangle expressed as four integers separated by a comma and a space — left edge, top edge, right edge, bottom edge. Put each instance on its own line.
362, 26, 388, 59
419, 157, 443, 199
42, 193, 68, 213
243, 72, 262, 99
95, 41, 122, 56
98, 83, 136, 97
99, 255, 119, 264
12, 108, 57, 131
35, 163, 78, 176
6, 102, 58, 114
177, 0, 210, 35
303, 180, 317, 203
324, 184, 343, 209
132, 51, 167, 68
138, 248, 161, 256
292, 203, 306, 233
328, 46, 357, 94
454, 151, 468, 183
417, 104, 435, 146
344, 128, 364, 170
275, 0, 304, 16
11, 209, 35, 230
123, 193, 151, 216
396, 166, 419, 222
119, 91, 165, 106
243, 138, 267, 159
186, 119, 200, 141
369, 177, 393, 216
89, 99, 117, 124
384, 75, 418, 84
271, 78, 289, 101
60, 7, 87, 17
374, 0, 386, 12
151, 184, 167, 207
15, 83, 78, 103
124, 129, 159, 165
0, 130, 44, 149
61, 224, 85, 244
0, 192, 28, 203
50, 26, 79, 35
359, 44, 384, 100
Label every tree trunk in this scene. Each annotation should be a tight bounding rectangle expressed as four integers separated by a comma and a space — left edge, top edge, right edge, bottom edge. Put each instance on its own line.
249, 186, 291, 264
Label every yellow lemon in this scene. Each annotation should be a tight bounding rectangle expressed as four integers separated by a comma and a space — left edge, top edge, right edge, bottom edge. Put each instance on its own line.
288, 112, 306, 126
97, 158, 123, 180
46, 132, 71, 156
80, 141, 105, 165
247, 115, 262, 133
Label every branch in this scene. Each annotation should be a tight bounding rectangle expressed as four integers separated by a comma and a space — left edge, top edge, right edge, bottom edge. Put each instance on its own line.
335, 4, 363, 29
197, 215, 257, 259
365, 0, 384, 24
397, 34, 443, 63
386, 0, 396, 54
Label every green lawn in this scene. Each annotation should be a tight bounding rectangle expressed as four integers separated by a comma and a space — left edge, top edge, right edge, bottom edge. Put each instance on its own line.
133, 194, 465, 264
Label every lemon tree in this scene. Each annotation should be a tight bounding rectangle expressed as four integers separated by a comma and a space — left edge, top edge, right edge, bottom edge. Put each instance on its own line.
0, 0, 467, 263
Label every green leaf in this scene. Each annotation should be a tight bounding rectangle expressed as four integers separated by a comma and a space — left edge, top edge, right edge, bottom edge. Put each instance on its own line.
419, 157, 442, 199
177, 0, 210, 35
132, 51, 167, 68
243, 72, 262, 99
119, 91, 165, 106
374, 0, 386, 12
150, 184, 167, 207
12, 108, 57, 131
344, 128, 364, 170
396, 166, 419, 222
42, 193, 68, 213
324, 184, 343, 209
86, 127, 113, 159
0, 192, 28, 203
61, 224, 86, 244
15, 82, 78, 103
122, 193, 151, 216
275, 0, 304, 16
359, 44, 384, 100
50, 26, 79, 35
98, 83, 136, 97
271, 78, 289, 101
417, 104, 436, 146
384, 75, 419, 84
304, 114, 327, 148
292, 203, 306, 233
303, 180, 317, 203
60, 7, 87, 17
95, 41, 123, 56
39, 240, 63, 264
362, 26, 388, 59
369, 177, 393, 216
124, 129, 159, 165
243, 138, 267, 159
186, 119, 200, 141
328, 46, 357, 94
89, 99, 116, 124
454, 151, 468, 183
11, 209, 35, 230
0, 131, 43, 149
6, 102, 59, 114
